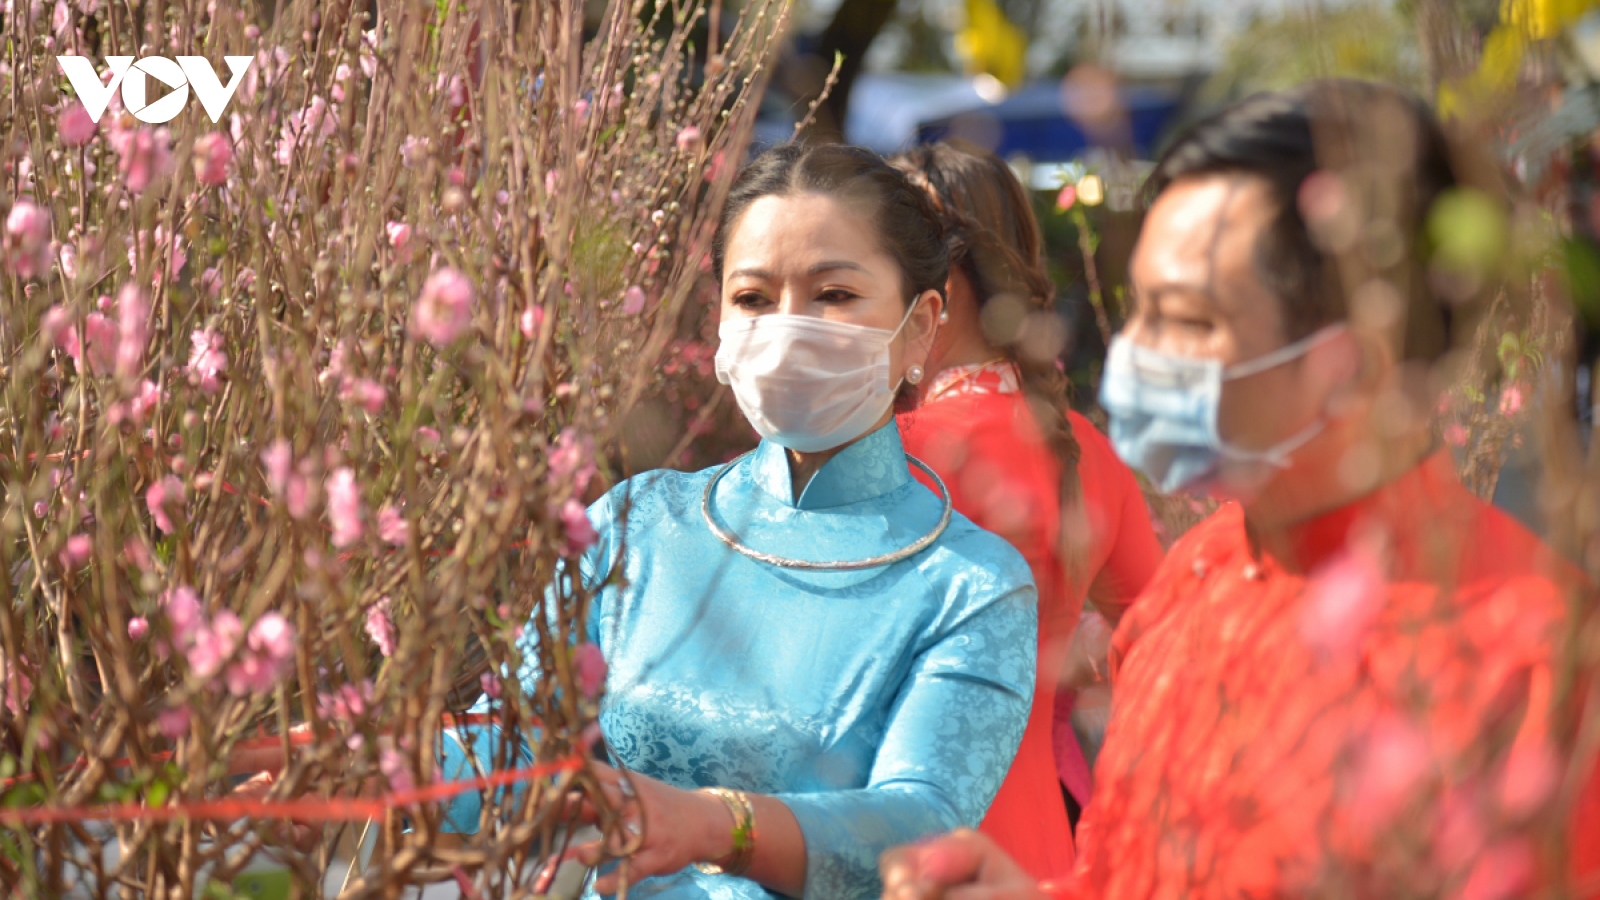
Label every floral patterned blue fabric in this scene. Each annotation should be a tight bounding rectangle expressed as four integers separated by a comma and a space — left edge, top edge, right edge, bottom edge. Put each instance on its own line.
443, 422, 1036, 900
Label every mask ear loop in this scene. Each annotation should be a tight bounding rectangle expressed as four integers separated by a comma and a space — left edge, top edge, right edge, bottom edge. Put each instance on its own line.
1222, 324, 1347, 381
1211, 326, 1348, 469
887, 293, 925, 340
1217, 416, 1326, 467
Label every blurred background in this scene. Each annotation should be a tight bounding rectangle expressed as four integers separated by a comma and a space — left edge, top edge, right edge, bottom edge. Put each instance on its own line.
757, 0, 1436, 384
597, 0, 1600, 548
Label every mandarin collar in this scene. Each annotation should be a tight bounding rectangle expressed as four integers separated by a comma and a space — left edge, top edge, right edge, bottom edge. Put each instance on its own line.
748, 421, 911, 510
1250, 449, 1460, 573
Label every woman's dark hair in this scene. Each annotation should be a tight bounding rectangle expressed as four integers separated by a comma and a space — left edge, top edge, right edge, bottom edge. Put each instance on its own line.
1146, 79, 1478, 364
713, 143, 949, 299
712, 144, 949, 409
890, 141, 1084, 571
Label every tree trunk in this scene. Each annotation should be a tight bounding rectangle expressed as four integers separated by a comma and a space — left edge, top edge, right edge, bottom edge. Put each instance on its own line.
792, 0, 900, 143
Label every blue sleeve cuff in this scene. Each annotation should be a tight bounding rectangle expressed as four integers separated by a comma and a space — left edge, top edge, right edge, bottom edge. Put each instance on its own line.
776, 786, 960, 900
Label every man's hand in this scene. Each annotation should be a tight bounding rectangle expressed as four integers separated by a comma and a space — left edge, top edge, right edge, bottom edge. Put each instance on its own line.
879, 829, 1052, 900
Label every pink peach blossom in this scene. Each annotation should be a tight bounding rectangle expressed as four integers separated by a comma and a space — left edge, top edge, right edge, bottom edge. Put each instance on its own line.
191, 131, 232, 186
127, 617, 149, 641
443, 75, 468, 110
162, 586, 203, 644
199, 267, 223, 297
57, 242, 77, 280
1345, 715, 1433, 838
121, 378, 161, 425
187, 610, 242, 680
385, 221, 414, 263
114, 284, 148, 380
148, 225, 186, 280
275, 95, 337, 166
340, 377, 387, 413
364, 598, 396, 657
224, 612, 295, 696
674, 125, 702, 151
622, 285, 647, 315
186, 328, 228, 395
261, 439, 292, 497
60, 533, 91, 568
379, 748, 413, 794
286, 465, 316, 521
480, 672, 502, 699
700, 151, 729, 186
520, 306, 545, 340
326, 467, 363, 547
318, 339, 350, 389
124, 539, 153, 572
146, 475, 185, 534
78, 311, 116, 375
399, 135, 429, 168
409, 267, 475, 347
318, 680, 374, 720
1444, 422, 1469, 448
113, 127, 173, 194
575, 642, 606, 698
156, 704, 191, 739
549, 428, 597, 495
332, 63, 352, 102
41, 304, 71, 346
4, 199, 50, 278
223, 653, 274, 696
377, 505, 409, 546
49, 0, 68, 37
1499, 384, 1526, 416
1300, 547, 1385, 656
559, 498, 597, 555
58, 102, 96, 146
248, 611, 295, 663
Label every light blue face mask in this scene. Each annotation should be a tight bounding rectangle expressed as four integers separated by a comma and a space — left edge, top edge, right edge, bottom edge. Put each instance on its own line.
1098, 326, 1345, 495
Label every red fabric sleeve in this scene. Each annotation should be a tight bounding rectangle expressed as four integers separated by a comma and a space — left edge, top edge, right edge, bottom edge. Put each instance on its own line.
904, 396, 1067, 628
1066, 412, 1163, 626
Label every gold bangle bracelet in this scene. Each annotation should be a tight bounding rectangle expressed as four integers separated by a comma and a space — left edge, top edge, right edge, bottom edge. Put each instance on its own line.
693, 787, 757, 877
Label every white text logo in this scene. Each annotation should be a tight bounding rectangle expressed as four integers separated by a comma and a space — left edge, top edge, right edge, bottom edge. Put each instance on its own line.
56, 56, 253, 124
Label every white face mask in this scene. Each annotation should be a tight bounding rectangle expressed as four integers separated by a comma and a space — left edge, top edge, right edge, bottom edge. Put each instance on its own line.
715, 300, 919, 453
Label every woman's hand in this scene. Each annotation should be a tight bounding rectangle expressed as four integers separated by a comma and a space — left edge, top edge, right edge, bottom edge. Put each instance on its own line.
1060, 609, 1114, 692
566, 763, 735, 895
879, 829, 1051, 900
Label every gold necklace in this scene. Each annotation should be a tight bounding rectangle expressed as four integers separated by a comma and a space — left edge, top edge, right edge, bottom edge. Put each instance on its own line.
925, 358, 1011, 403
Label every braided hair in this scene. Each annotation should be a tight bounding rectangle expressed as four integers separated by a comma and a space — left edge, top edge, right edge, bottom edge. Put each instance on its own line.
891, 141, 1083, 505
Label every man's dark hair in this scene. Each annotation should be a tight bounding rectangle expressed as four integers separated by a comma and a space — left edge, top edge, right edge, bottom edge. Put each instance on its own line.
1146, 79, 1473, 363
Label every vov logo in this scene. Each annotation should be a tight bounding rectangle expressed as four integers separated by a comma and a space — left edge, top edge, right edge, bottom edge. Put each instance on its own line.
56, 56, 253, 124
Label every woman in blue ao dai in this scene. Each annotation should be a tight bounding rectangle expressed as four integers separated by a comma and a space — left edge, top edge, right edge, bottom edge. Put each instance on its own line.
444, 144, 1037, 900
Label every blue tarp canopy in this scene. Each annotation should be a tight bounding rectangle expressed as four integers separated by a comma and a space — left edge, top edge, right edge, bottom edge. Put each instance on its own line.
915, 82, 1182, 162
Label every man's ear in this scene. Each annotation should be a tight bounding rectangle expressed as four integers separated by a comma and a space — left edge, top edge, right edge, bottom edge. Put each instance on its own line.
1322, 326, 1387, 417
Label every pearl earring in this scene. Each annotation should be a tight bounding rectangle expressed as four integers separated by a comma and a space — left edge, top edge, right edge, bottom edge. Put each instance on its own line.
906, 365, 925, 385
938, 310, 950, 324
